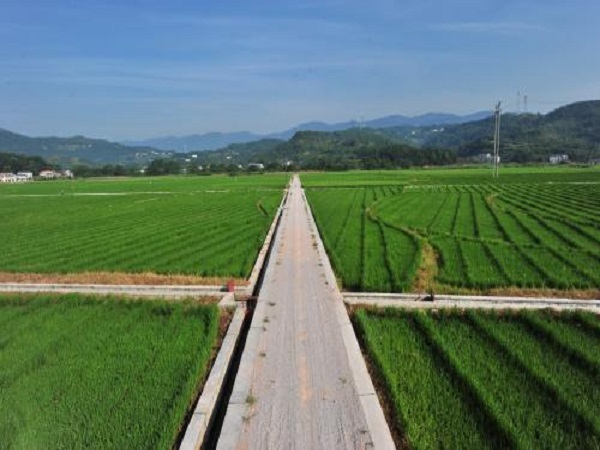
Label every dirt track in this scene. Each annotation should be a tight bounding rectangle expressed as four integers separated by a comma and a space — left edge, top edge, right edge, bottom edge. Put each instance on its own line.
217, 175, 392, 449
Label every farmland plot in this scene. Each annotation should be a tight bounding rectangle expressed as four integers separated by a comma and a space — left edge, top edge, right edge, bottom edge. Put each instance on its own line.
0, 294, 220, 450
354, 308, 600, 449
0, 175, 287, 279
308, 187, 420, 292
304, 169, 600, 294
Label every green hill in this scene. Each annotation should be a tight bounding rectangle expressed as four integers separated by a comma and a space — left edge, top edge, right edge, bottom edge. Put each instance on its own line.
193, 101, 600, 169
382, 100, 600, 162
0, 128, 169, 166
0, 152, 49, 173
194, 128, 455, 170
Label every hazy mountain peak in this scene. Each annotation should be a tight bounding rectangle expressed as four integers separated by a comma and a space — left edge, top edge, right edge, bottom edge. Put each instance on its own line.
124, 111, 492, 151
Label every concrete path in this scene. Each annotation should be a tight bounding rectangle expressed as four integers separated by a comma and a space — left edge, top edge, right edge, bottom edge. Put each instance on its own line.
217, 175, 393, 449
344, 292, 600, 312
0, 283, 228, 298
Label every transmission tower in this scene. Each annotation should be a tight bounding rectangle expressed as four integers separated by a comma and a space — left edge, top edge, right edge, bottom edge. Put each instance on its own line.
493, 101, 502, 178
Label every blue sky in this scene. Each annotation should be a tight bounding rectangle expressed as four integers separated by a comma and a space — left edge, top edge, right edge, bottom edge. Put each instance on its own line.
1, 0, 599, 140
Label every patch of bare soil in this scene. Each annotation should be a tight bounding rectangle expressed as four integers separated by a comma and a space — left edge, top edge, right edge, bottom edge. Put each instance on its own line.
485, 192, 499, 206
0, 271, 248, 286
412, 241, 438, 293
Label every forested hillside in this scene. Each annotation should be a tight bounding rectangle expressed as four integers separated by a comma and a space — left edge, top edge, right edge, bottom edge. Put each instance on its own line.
382, 100, 600, 162
0, 128, 169, 166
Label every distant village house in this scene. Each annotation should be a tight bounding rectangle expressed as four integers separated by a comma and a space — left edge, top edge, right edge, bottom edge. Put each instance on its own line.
0, 172, 33, 183
247, 163, 265, 171
476, 153, 500, 164
17, 172, 33, 181
38, 169, 73, 179
0, 173, 17, 183
549, 154, 569, 164
39, 170, 60, 179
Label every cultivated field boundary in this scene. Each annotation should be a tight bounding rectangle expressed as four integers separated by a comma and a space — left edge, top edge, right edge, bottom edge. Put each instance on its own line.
0, 185, 290, 300
344, 292, 600, 312
301, 185, 396, 450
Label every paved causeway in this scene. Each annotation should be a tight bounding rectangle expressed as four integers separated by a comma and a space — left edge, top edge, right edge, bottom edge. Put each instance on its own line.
217, 175, 393, 449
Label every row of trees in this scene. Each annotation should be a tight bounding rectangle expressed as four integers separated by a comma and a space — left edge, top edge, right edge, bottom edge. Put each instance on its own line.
0, 149, 455, 176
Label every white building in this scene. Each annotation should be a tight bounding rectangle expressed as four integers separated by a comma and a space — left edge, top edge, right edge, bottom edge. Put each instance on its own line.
476, 153, 500, 164
549, 154, 569, 164
0, 173, 17, 183
16, 172, 33, 181
39, 170, 61, 179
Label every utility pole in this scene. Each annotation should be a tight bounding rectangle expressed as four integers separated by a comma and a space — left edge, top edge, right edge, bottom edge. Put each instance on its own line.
493, 101, 502, 178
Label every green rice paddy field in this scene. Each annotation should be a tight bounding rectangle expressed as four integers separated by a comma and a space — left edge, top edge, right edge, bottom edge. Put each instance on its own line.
303, 167, 600, 294
0, 174, 288, 278
0, 294, 220, 450
354, 308, 600, 449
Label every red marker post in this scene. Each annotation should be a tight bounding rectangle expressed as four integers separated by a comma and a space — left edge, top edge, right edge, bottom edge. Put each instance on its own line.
227, 279, 235, 293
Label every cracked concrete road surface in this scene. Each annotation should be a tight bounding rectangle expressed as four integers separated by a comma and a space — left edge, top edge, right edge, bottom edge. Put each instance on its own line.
217, 175, 385, 449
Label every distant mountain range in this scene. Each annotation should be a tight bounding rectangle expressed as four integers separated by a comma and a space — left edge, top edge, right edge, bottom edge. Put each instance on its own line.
123, 111, 492, 151
189, 100, 600, 169
2, 102, 599, 169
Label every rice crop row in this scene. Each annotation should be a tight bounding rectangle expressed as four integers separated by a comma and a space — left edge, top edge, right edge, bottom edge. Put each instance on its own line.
0, 294, 220, 450
305, 169, 599, 293
378, 176, 600, 289
300, 166, 600, 188
307, 187, 420, 292
0, 181, 285, 278
0, 173, 289, 195
354, 308, 600, 449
